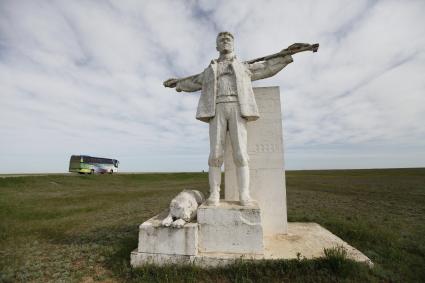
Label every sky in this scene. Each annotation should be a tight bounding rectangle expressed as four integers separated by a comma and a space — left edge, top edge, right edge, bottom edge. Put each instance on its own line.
0, 0, 424, 173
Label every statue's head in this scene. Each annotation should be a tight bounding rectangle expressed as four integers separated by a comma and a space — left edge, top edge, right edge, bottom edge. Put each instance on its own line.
216, 31, 234, 54
170, 198, 192, 221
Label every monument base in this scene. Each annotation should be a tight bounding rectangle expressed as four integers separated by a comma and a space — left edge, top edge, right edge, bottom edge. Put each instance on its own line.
197, 201, 264, 255
130, 222, 373, 267
136, 210, 198, 256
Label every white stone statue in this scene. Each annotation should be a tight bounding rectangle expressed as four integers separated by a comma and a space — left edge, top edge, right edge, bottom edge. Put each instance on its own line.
164, 32, 318, 207
161, 190, 205, 228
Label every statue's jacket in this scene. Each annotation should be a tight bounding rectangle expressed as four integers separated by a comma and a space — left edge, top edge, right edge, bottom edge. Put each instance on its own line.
176, 55, 293, 123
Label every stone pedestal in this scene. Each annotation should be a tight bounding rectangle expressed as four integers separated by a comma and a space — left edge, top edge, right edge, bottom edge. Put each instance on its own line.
137, 210, 198, 256
131, 222, 373, 267
225, 86, 288, 235
197, 201, 263, 255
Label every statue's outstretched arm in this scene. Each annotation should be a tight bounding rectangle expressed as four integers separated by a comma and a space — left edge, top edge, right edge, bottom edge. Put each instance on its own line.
163, 72, 203, 93
246, 43, 319, 81
248, 55, 293, 81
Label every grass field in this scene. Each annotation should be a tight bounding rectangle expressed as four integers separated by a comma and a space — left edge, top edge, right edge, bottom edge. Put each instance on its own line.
0, 169, 424, 282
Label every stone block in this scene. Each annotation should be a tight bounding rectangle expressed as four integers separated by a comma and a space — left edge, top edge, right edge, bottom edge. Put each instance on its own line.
197, 201, 264, 255
225, 86, 288, 235
138, 210, 198, 256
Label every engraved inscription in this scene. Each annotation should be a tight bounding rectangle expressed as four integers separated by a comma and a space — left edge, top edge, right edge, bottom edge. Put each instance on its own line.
254, 143, 281, 153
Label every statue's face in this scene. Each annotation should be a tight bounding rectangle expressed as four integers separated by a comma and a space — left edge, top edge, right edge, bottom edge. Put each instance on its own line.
216, 34, 234, 54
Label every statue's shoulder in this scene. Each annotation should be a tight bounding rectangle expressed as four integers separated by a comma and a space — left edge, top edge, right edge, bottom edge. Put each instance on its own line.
203, 60, 217, 74
232, 56, 248, 66
207, 59, 218, 69
232, 57, 251, 73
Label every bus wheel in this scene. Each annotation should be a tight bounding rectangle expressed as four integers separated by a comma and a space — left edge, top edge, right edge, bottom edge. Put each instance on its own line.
109, 170, 113, 174
90, 169, 95, 175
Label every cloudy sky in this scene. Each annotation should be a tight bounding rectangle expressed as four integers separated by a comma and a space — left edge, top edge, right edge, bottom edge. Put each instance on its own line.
1, 0, 424, 173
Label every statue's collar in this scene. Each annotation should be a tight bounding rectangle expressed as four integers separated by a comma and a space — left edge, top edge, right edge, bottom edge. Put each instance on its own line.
211, 54, 237, 64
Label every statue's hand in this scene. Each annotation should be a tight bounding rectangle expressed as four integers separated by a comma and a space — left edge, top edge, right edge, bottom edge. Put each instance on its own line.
163, 78, 179, 88
286, 43, 310, 51
280, 43, 310, 54
279, 43, 317, 56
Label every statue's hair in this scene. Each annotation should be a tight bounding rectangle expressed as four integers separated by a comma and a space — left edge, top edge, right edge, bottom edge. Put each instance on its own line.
216, 31, 234, 42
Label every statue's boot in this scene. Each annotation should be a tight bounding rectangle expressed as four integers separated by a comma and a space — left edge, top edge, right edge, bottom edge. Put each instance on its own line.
206, 166, 221, 206
237, 166, 254, 206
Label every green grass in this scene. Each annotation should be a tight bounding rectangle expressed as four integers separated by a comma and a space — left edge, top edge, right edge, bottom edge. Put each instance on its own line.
0, 169, 424, 282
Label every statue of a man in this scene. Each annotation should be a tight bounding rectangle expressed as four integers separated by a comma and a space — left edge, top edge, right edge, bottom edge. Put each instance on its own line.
164, 32, 318, 206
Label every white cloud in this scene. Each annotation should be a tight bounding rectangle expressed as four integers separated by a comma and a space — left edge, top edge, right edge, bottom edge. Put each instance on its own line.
0, 0, 424, 173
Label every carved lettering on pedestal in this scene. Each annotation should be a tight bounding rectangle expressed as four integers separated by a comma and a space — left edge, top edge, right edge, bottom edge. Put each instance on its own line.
254, 143, 281, 153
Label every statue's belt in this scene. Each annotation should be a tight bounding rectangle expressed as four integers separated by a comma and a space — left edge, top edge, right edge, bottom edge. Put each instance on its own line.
216, 95, 238, 104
